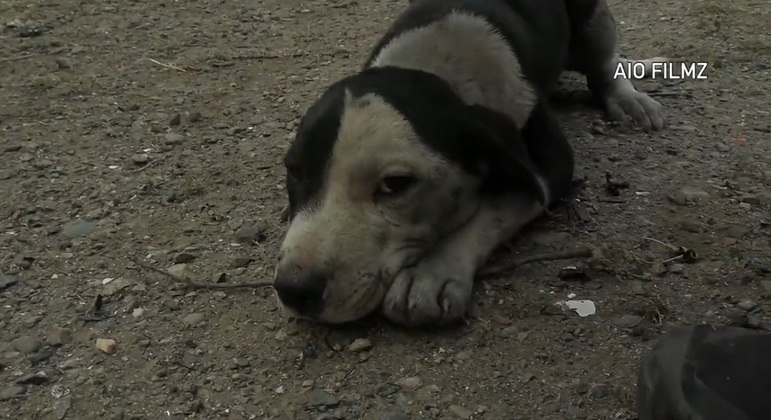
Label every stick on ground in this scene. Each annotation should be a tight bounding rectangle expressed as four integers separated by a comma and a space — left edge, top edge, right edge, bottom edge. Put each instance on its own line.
132, 258, 273, 290
479, 248, 594, 277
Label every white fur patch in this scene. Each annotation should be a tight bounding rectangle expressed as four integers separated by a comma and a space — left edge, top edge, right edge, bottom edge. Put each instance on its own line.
370, 11, 536, 129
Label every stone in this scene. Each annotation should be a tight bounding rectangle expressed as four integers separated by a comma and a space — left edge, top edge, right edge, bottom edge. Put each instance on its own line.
60, 219, 96, 239
164, 133, 185, 145
0, 385, 26, 401
46, 326, 73, 346
348, 338, 372, 353
96, 338, 117, 354
167, 264, 187, 279
173, 252, 198, 264
378, 411, 410, 420
183, 312, 205, 327
0, 274, 19, 291
234, 223, 265, 244
760, 280, 771, 297
103, 277, 133, 296
306, 389, 339, 407
396, 376, 422, 389
131, 153, 149, 165
448, 405, 473, 419
737, 300, 758, 311
668, 187, 709, 206
11, 336, 41, 354
614, 314, 643, 329
16, 371, 49, 385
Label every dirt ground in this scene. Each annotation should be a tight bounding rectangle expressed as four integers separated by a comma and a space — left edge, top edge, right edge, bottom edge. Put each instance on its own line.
1, 0, 769, 418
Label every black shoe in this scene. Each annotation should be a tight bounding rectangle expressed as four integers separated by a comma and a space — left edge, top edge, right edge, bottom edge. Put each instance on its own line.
637, 324, 771, 420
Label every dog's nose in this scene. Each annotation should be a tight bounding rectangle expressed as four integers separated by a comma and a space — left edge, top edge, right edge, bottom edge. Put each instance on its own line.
273, 271, 327, 316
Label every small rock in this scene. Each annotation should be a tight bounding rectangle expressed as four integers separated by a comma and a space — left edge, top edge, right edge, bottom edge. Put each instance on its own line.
46, 327, 72, 346
448, 405, 473, 419
668, 187, 709, 206
396, 376, 422, 389
102, 277, 133, 296
183, 312, 205, 327
188, 111, 202, 123
275, 385, 285, 394
11, 336, 41, 354
761, 280, 771, 297
613, 314, 643, 329
167, 263, 187, 279
302, 380, 314, 387
348, 338, 372, 353
47, 224, 61, 235
60, 219, 96, 239
164, 133, 185, 145
0, 385, 26, 401
131, 153, 149, 165
378, 411, 410, 420
169, 113, 181, 126
211, 272, 228, 283
231, 257, 253, 269
96, 338, 117, 354
173, 252, 198, 264
0, 274, 20, 290
667, 263, 685, 274
28, 349, 53, 365
53, 395, 72, 419
234, 223, 266, 244
630, 280, 647, 296
737, 300, 758, 311
306, 389, 340, 407
55, 57, 74, 69
16, 371, 49, 385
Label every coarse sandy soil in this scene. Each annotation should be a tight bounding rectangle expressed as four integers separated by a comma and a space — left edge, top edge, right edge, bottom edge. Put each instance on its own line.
1, 0, 769, 419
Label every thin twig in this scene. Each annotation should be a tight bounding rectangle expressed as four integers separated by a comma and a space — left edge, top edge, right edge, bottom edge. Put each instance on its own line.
132, 258, 273, 289
146, 57, 187, 72
0, 53, 43, 63
648, 91, 693, 98
479, 248, 594, 277
642, 237, 677, 250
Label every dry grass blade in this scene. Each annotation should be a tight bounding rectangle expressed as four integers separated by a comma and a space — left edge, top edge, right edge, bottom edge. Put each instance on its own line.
132, 258, 273, 290
479, 248, 594, 277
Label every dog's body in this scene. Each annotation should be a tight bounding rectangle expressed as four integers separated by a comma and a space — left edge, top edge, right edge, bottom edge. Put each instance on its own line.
273, 0, 664, 326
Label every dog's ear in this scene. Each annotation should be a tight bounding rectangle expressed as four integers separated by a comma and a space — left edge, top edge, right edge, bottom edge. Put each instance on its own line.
459, 104, 547, 204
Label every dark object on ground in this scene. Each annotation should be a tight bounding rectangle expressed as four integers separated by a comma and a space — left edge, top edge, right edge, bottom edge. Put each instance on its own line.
637, 325, 771, 420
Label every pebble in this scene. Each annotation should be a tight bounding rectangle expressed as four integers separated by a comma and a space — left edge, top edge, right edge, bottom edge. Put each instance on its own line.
132, 308, 145, 318
0, 274, 19, 290
448, 405, 473, 419
231, 257, 252, 269
103, 277, 133, 296
169, 113, 181, 126
737, 300, 757, 311
0, 385, 26, 401
348, 338, 372, 353
47, 224, 61, 235
630, 280, 647, 295
164, 133, 185, 145
173, 252, 198, 264
11, 336, 41, 354
378, 411, 410, 420
396, 376, 422, 389
668, 187, 709, 206
167, 263, 187, 279
761, 280, 771, 297
131, 153, 149, 165
46, 326, 73, 346
60, 219, 96, 239
183, 312, 205, 327
16, 371, 49, 385
613, 314, 643, 329
53, 396, 72, 419
188, 111, 202, 123
96, 338, 117, 354
234, 223, 266, 244
55, 56, 74, 69
667, 264, 685, 274
306, 389, 339, 407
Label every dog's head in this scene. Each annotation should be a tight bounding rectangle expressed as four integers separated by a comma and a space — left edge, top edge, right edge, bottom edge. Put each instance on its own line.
274, 67, 544, 323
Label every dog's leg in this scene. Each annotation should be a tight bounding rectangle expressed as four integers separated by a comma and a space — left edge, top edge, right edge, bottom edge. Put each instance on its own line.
566, 0, 665, 130
382, 193, 543, 326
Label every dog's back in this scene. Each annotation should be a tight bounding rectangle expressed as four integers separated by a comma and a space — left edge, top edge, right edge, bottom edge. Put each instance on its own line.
364, 0, 570, 128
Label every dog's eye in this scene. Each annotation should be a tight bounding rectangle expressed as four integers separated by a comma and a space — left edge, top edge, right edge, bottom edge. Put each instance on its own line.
375, 175, 417, 198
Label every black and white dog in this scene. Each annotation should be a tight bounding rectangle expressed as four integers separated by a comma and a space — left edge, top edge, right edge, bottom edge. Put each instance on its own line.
273, 0, 664, 326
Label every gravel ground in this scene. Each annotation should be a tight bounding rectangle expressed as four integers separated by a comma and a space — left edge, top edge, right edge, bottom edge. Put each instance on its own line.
1, 0, 769, 418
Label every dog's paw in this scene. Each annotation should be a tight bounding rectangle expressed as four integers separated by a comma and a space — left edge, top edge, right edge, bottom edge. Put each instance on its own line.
603, 89, 665, 131
382, 261, 473, 326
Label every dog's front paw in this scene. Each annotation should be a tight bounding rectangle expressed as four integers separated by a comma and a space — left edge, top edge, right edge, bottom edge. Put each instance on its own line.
382, 262, 473, 327
604, 89, 665, 131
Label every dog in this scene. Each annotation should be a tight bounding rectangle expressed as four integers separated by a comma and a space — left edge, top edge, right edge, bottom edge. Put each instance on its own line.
273, 0, 664, 326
